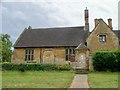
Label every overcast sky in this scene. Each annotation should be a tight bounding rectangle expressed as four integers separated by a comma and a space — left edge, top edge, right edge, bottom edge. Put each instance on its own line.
1, 0, 119, 44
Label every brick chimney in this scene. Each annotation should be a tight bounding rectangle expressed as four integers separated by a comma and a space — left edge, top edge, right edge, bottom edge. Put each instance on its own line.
108, 18, 112, 29
94, 18, 99, 27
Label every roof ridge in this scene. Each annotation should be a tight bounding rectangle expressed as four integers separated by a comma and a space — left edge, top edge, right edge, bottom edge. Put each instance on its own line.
30, 26, 84, 30
14, 26, 85, 48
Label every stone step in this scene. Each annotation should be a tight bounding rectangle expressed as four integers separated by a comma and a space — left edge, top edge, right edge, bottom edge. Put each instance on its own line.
73, 67, 89, 74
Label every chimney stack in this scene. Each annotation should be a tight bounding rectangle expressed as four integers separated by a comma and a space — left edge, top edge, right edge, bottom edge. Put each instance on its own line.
108, 18, 112, 29
84, 7, 89, 44
94, 19, 99, 27
84, 7, 89, 31
84, 7, 89, 24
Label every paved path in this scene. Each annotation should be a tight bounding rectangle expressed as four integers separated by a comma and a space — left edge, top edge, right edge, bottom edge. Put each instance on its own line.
70, 74, 89, 88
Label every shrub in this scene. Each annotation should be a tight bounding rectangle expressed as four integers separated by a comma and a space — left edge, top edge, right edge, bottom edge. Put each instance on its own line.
19, 63, 25, 72
2, 63, 71, 71
92, 50, 120, 72
56, 64, 71, 71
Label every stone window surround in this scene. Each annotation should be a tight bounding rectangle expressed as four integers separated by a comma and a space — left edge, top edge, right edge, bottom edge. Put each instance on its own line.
25, 48, 34, 62
99, 35, 106, 43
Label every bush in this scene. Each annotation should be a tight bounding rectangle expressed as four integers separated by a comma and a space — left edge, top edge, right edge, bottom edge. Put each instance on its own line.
56, 65, 71, 71
92, 50, 120, 72
2, 63, 71, 71
19, 63, 25, 72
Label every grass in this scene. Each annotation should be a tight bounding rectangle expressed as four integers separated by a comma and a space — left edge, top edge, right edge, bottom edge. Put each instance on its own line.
2, 71, 119, 88
0, 71, 2, 89
88, 72, 119, 88
2, 71, 75, 88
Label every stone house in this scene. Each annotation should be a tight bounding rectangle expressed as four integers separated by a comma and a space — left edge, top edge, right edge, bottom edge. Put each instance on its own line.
12, 8, 120, 70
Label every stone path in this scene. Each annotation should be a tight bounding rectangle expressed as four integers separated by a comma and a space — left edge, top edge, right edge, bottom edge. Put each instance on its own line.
70, 74, 89, 88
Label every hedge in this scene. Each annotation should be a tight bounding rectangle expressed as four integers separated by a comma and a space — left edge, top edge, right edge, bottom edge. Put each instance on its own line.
1, 63, 71, 71
92, 50, 120, 72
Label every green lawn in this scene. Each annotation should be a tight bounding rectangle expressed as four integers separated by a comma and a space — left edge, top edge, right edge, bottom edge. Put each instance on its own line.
2, 71, 75, 88
2, 71, 119, 88
0, 71, 2, 89
88, 72, 119, 88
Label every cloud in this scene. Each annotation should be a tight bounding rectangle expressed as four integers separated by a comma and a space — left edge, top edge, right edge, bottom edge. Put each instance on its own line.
1, 0, 119, 44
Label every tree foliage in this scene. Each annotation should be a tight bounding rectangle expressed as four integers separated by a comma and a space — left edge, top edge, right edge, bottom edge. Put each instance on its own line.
0, 34, 12, 62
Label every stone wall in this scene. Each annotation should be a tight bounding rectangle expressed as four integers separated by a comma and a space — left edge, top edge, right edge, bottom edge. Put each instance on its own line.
12, 48, 25, 63
53, 48, 66, 64
87, 19, 119, 53
12, 47, 66, 64
34, 48, 40, 63
87, 19, 119, 71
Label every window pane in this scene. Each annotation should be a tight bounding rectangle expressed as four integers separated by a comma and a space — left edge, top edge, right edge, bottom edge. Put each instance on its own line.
99, 36, 103, 42
25, 50, 28, 54
28, 50, 30, 54
103, 35, 106, 42
25, 55, 27, 61
66, 55, 69, 61
70, 49, 72, 54
66, 48, 68, 54
32, 49, 34, 54
28, 55, 30, 60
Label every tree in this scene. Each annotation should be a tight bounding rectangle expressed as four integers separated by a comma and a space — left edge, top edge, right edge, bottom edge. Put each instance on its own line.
0, 34, 12, 62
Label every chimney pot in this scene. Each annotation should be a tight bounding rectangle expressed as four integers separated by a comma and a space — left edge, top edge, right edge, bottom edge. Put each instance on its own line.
108, 18, 112, 29
94, 19, 99, 27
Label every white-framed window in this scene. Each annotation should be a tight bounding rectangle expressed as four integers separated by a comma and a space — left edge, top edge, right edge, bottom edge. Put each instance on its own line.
25, 49, 34, 61
99, 35, 106, 43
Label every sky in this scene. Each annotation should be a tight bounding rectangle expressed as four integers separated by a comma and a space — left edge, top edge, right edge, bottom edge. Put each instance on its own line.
118, 0, 120, 30
1, 0, 119, 45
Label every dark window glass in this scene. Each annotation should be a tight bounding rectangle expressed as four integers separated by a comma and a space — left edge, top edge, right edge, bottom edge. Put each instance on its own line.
32, 49, 34, 54
28, 50, 30, 54
25, 50, 27, 54
99, 36, 103, 42
70, 49, 72, 54
99, 35, 106, 43
66, 55, 69, 61
28, 55, 30, 60
66, 48, 69, 61
25, 55, 27, 60
66, 48, 68, 54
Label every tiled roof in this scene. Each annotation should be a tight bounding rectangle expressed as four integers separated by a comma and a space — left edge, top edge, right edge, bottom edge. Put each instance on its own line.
113, 30, 120, 39
75, 43, 89, 50
14, 26, 85, 48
